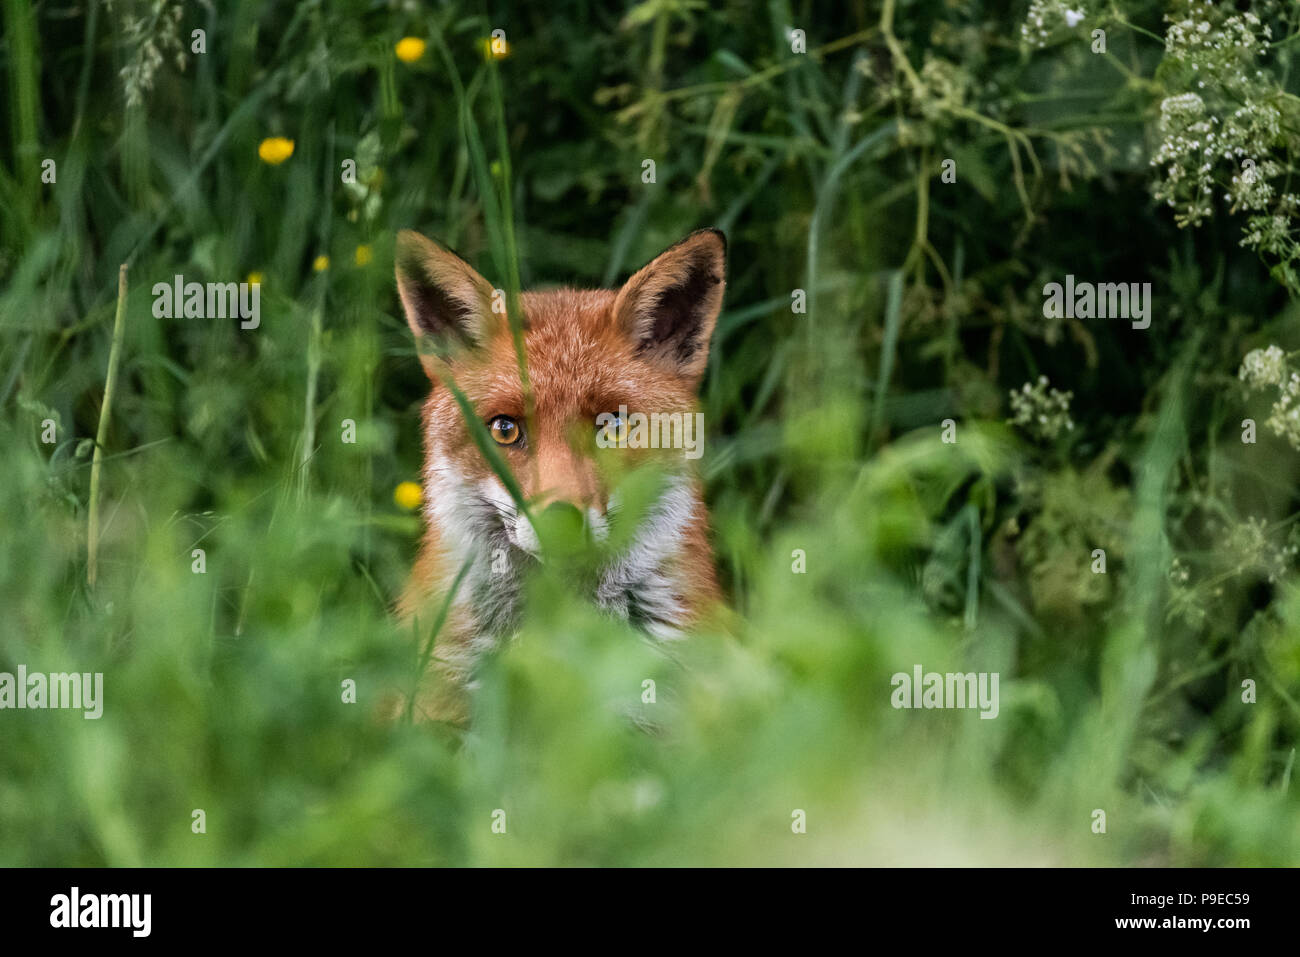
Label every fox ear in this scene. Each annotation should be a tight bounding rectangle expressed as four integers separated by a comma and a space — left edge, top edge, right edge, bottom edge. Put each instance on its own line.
612, 228, 726, 383
395, 230, 496, 377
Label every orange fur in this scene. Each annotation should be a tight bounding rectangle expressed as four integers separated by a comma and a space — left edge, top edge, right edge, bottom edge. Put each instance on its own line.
394, 230, 726, 723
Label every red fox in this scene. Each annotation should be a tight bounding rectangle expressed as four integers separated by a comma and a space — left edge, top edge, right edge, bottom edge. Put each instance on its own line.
394, 228, 726, 721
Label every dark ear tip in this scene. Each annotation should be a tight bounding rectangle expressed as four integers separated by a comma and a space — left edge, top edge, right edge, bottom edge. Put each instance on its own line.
395, 230, 426, 272
396, 230, 462, 281
395, 228, 452, 250
397, 230, 475, 272
692, 227, 727, 254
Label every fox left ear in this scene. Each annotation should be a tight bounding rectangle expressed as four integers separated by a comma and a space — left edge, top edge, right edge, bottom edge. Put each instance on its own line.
394, 230, 498, 379
612, 229, 726, 383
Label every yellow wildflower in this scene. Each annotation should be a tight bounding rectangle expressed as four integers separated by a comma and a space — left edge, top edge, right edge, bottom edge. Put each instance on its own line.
395, 37, 426, 63
394, 481, 422, 510
257, 137, 294, 165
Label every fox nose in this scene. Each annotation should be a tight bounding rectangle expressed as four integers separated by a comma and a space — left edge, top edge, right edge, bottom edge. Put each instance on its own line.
540, 501, 584, 528
532, 501, 588, 555
531, 446, 603, 517
531, 484, 604, 516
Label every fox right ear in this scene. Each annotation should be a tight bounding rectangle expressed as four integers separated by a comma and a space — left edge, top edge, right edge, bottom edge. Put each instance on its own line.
612, 228, 726, 384
395, 230, 496, 376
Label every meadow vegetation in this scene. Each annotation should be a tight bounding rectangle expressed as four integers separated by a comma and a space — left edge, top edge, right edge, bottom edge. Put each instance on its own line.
1, 0, 1298, 865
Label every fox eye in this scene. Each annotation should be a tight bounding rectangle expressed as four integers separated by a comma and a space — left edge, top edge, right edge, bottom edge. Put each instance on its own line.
488, 415, 522, 446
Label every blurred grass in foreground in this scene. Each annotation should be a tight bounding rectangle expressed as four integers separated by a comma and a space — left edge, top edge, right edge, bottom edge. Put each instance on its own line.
1, 0, 1298, 865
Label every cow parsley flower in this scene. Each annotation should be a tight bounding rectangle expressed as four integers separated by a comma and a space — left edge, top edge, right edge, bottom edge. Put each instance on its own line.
1021, 0, 1094, 47
1148, 1, 1298, 284
1236, 345, 1300, 450
1239, 345, 1287, 390
1009, 376, 1075, 442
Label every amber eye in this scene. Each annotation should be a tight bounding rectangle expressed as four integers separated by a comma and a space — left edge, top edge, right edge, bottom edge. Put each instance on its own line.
488, 415, 522, 446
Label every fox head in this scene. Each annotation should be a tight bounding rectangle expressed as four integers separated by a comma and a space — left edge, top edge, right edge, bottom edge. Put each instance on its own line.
395, 228, 725, 633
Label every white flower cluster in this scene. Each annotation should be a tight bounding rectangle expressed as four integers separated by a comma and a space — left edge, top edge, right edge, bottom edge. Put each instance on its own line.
1151, 96, 1284, 228
1021, 0, 1090, 48
1008, 375, 1075, 442
1149, 2, 1284, 231
1265, 373, 1300, 449
1226, 516, 1298, 584
1237, 345, 1300, 450
1239, 210, 1299, 258
1150, 92, 1215, 226
1239, 345, 1287, 390
1165, 8, 1271, 74
1227, 157, 1280, 212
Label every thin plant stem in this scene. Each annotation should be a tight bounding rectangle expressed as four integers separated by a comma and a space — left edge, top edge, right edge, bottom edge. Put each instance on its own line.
88, 263, 129, 587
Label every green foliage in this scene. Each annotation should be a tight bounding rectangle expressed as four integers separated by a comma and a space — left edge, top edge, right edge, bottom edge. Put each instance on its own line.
1, 0, 1298, 865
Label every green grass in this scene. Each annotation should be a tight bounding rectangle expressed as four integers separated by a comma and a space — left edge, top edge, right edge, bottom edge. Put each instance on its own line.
1, 0, 1298, 866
